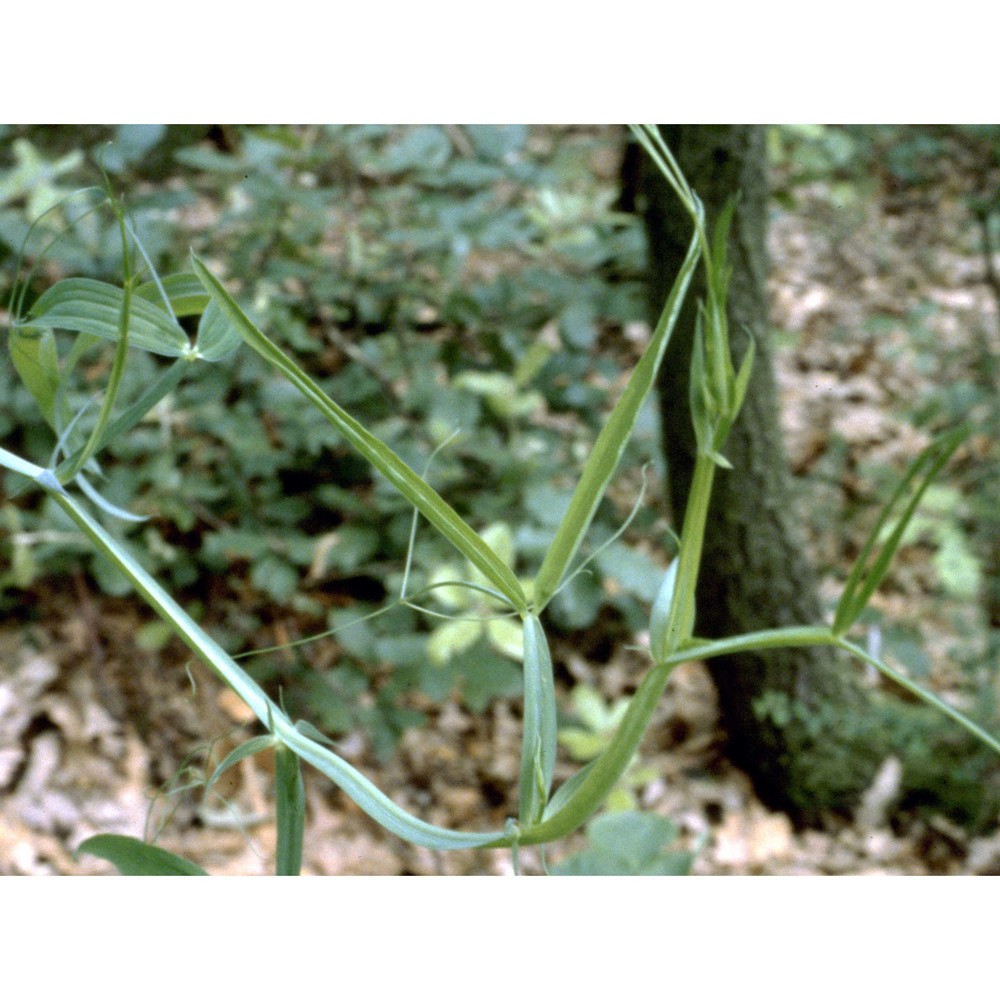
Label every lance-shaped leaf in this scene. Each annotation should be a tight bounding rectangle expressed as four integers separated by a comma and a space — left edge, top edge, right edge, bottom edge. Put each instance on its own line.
194, 300, 242, 361
519, 615, 557, 825
836, 637, 1000, 757
629, 125, 698, 218
77, 834, 208, 875
9, 325, 61, 427
276, 721, 507, 851
533, 228, 700, 609
649, 556, 680, 662
25, 278, 190, 356
721, 335, 755, 442
191, 253, 527, 614
48, 487, 278, 719
833, 426, 968, 636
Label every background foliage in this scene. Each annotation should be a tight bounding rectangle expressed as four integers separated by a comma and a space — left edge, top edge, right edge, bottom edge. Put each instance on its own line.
1, 125, 666, 760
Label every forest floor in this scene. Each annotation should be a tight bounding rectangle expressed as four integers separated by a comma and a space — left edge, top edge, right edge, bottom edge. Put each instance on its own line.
4, 147, 1000, 875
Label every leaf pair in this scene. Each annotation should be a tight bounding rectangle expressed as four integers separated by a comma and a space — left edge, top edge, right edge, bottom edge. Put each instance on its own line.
191, 195, 697, 617
191, 254, 529, 616
531, 230, 700, 608
24, 274, 240, 362
833, 425, 969, 636
9, 274, 242, 493
5, 233, 707, 862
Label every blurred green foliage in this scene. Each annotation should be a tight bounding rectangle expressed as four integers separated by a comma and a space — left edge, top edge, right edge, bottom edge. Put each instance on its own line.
552, 810, 696, 875
557, 682, 660, 812
772, 124, 1000, 680
0, 124, 663, 753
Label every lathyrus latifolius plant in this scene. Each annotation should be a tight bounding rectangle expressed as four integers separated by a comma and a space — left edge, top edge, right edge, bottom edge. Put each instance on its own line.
3, 129, 998, 875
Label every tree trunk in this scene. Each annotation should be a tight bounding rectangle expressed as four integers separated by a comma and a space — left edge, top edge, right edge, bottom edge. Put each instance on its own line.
625, 125, 996, 823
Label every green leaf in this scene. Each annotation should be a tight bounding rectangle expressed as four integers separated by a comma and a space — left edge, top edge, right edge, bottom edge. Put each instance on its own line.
293, 718, 340, 748
26, 278, 190, 356
469, 522, 516, 591
649, 557, 680, 661
379, 126, 451, 173
278, 720, 508, 850
560, 300, 599, 349
9, 325, 61, 426
542, 756, 600, 820
729, 336, 755, 425
630, 125, 698, 219
657, 456, 714, 655
455, 371, 541, 419
592, 541, 664, 602
563, 685, 630, 749
251, 553, 299, 602
533, 228, 700, 609
464, 124, 528, 161
191, 253, 527, 613
896, 484, 981, 599
194, 300, 242, 361
688, 319, 711, 455
558, 728, 609, 761
552, 847, 694, 877
448, 641, 523, 711
275, 742, 305, 876
54, 358, 190, 481
588, 810, 677, 856
48, 488, 276, 719
519, 615, 557, 825
77, 834, 208, 875
56, 271, 136, 482
833, 426, 968, 635
932, 521, 981, 599
101, 125, 166, 173
135, 272, 209, 317
571, 685, 617, 731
